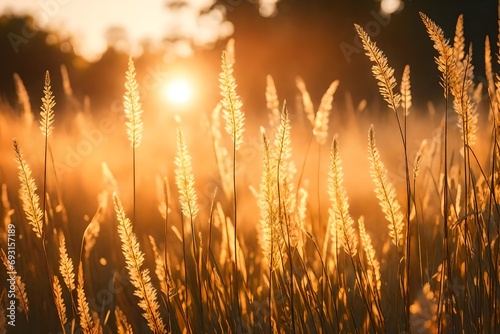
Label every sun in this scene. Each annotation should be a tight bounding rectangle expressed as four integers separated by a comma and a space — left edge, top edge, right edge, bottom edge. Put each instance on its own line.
162, 79, 193, 105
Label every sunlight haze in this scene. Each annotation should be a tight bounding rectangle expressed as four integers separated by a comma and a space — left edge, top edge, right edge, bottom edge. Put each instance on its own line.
0, 0, 233, 60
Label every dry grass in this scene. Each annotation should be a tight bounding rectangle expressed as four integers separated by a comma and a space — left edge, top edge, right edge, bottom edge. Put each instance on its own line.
0, 9, 499, 334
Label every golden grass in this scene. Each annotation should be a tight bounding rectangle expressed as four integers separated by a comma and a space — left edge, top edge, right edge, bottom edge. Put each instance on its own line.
400, 65, 412, 115
123, 57, 144, 149
52, 276, 67, 329
313, 80, 339, 145
1, 9, 499, 334
114, 194, 165, 333
265, 74, 280, 130
358, 216, 381, 294
58, 233, 76, 292
115, 306, 134, 334
13, 139, 44, 239
258, 129, 280, 268
368, 125, 404, 247
76, 263, 99, 334
12, 73, 33, 129
355, 24, 400, 112
328, 136, 358, 257
39, 70, 55, 138
219, 51, 245, 151
174, 129, 199, 221
419, 12, 455, 97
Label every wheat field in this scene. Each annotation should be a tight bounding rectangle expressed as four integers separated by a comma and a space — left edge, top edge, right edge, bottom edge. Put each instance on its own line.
0, 10, 499, 334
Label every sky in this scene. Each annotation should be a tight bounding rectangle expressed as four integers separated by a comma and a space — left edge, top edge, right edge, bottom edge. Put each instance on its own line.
0, 0, 235, 61
0, 0, 400, 61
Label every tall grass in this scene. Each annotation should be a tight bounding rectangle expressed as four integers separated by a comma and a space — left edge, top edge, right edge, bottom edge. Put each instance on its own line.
219, 43, 245, 330
0, 9, 499, 334
123, 57, 144, 225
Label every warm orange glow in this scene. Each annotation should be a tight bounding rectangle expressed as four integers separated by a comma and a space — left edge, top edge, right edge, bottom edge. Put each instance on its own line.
162, 78, 192, 105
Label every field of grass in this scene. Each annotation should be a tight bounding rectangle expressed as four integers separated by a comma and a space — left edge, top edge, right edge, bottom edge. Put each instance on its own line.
0, 10, 499, 334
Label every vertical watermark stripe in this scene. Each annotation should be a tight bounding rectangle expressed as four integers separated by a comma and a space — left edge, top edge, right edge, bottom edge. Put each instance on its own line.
6, 223, 17, 326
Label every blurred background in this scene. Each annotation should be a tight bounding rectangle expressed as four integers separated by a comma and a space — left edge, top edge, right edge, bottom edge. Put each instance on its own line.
0, 0, 497, 114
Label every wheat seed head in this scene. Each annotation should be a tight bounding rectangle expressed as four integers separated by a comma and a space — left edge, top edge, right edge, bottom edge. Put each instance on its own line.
123, 57, 144, 148
40, 70, 55, 137
13, 138, 44, 239
219, 51, 245, 150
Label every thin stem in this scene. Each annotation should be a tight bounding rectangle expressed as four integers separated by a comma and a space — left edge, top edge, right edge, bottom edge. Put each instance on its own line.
180, 213, 191, 333
268, 215, 274, 334
42, 134, 48, 242
190, 212, 204, 332
438, 80, 453, 333
133, 146, 136, 226
162, 177, 172, 333
42, 239, 62, 331
401, 101, 412, 333
232, 136, 242, 332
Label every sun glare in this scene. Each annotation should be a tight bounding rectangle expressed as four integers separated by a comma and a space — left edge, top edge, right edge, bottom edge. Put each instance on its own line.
163, 79, 193, 105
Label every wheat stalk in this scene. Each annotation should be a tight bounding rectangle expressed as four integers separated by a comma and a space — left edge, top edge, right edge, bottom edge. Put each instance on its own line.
76, 263, 98, 334
38, 70, 55, 280
419, 12, 455, 97
113, 194, 165, 334
13, 139, 43, 239
175, 128, 205, 329
258, 129, 280, 269
420, 13, 457, 330
266, 74, 281, 130
149, 235, 174, 298
40, 70, 55, 137
368, 125, 404, 247
123, 57, 143, 225
313, 80, 339, 144
485, 37, 496, 122
453, 14, 465, 65
274, 103, 292, 192
219, 51, 245, 150
400, 65, 412, 115
115, 307, 134, 334
273, 103, 292, 172
485, 36, 495, 95
328, 136, 358, 257
59, 233, 75, 292
211, 103, 233, 199
273, 102, 298, 329
13, 73, 33, 129
274, 103, 301, 251
358, 216, 381, 293
413, 140, 427, 183
174, 129, 199, 221
458, 50, 477, 141
123, 57, 143, 149
355, 24, 400, 112
53, 276, 67, 330
295, 76, 315, 127
450, 49, 478, 147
